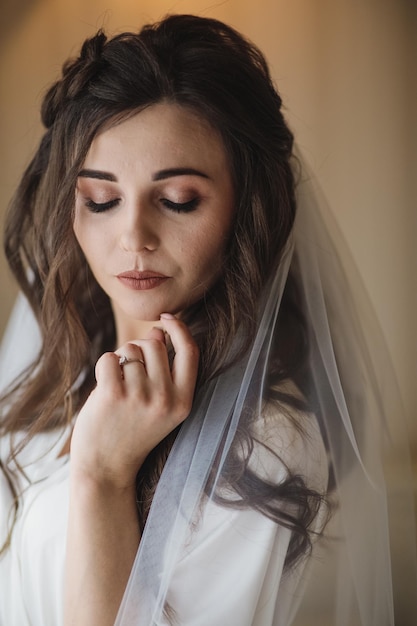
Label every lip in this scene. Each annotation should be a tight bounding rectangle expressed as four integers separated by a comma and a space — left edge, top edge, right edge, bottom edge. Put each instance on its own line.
116, 270, 169, 291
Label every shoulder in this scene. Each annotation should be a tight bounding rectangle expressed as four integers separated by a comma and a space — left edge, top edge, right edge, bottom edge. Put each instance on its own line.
249, 394, 328, 493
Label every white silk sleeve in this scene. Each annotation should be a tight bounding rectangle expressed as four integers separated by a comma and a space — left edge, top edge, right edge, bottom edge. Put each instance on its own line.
163, 412, 328, 626
166, 502, 291, 625
0, 293, 41, 394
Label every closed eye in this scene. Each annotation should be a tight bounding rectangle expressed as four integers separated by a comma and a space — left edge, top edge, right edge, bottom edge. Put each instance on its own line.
85, 198, 120, 213
161, 198, 200, 213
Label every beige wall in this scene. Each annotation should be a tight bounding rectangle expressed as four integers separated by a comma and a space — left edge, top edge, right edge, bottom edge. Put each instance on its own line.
1, 0, 416, 448
1, 1, 416, 622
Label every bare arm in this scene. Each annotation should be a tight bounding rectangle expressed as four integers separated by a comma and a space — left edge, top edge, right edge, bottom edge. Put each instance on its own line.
64, 316, 199, 626
65, 475, 140, 626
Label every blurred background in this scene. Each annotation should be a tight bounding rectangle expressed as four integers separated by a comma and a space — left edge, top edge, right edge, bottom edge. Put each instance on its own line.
0, 0, 416, 622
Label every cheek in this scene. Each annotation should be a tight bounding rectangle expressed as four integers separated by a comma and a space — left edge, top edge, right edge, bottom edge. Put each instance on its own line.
186, 223, 231, 283
73, 216, 107, 266
72, 226, 90, 262
72, 214, 86, 252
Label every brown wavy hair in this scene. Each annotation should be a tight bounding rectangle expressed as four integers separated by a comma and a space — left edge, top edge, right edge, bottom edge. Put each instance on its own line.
1, 15, 326, 566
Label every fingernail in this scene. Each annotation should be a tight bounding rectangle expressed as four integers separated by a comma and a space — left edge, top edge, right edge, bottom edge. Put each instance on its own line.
160, 313, 176, 319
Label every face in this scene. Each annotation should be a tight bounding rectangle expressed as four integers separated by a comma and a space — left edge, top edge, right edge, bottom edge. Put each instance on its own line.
73, 102, 235, 334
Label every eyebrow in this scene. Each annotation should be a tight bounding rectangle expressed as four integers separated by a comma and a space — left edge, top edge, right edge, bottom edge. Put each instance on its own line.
152, 168, 210, 181
78, 169, 117, 181
77, 167, 210, 182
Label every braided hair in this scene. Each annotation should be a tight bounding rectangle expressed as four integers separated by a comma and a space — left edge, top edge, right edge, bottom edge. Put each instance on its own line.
2, 15, 325, 567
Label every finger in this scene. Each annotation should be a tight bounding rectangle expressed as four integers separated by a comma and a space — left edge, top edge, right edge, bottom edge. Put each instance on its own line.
158, 314, 199, 392
95, 351, 125, 389
114, 343, 147, 381
146, 326, 166, 343
136, 336, 171, 382
117, 339, 173, 385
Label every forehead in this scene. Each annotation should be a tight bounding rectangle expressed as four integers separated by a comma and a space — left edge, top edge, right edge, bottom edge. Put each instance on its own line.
84, 102, 230, 175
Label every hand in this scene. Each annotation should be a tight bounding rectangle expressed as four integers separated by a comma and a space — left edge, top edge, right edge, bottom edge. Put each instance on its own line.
70, 314, 199, 489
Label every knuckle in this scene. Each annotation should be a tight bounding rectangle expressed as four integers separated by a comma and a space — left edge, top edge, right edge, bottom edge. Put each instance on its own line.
152, 389, 172, 415
98, 351, 118, 365
185, 341, 200, 360
148, 337, 165, 351
159, 389, 171, 407
175, 398, 193, 422
123, 342, 144, 358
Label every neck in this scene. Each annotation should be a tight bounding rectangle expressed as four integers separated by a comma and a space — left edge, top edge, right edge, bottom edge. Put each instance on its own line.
112, 305, 162, 345
117, 319, 163, 344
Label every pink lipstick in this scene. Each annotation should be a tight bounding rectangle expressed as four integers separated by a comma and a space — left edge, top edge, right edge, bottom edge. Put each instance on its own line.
117, 270, 169, 290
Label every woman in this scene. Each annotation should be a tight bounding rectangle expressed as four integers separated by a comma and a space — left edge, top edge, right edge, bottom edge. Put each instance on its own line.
0, 14, 414, 626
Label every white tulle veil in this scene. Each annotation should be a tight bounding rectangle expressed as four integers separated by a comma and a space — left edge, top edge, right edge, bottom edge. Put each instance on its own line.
115, 161, 416, 625
1, 158, 416, 625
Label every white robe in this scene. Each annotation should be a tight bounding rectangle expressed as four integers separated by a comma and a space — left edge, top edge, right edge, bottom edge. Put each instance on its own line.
0, 412, 327, 626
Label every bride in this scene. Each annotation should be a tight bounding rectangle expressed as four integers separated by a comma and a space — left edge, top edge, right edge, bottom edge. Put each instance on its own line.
0, 14, 415, 626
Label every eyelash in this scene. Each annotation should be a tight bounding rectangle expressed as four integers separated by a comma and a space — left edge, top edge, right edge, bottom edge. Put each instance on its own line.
84, 197, 200, 214
85, 199, 120, 213
161, 198, 200, 213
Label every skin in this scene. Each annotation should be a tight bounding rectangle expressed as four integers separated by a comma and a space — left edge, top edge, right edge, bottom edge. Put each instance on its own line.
64, 103, 235, 625
73, 101, 235, 343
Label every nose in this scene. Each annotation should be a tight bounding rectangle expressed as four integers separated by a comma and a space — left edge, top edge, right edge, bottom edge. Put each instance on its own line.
119, 200, 159, 253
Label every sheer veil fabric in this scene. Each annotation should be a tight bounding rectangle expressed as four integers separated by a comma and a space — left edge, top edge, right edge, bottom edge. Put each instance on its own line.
114, 161, 417, 625
1, 159, 416, 625
289, 166, 417, 625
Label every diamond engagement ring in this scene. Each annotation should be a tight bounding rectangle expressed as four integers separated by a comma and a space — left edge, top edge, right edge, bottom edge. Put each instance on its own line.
118, 355, 146, 378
